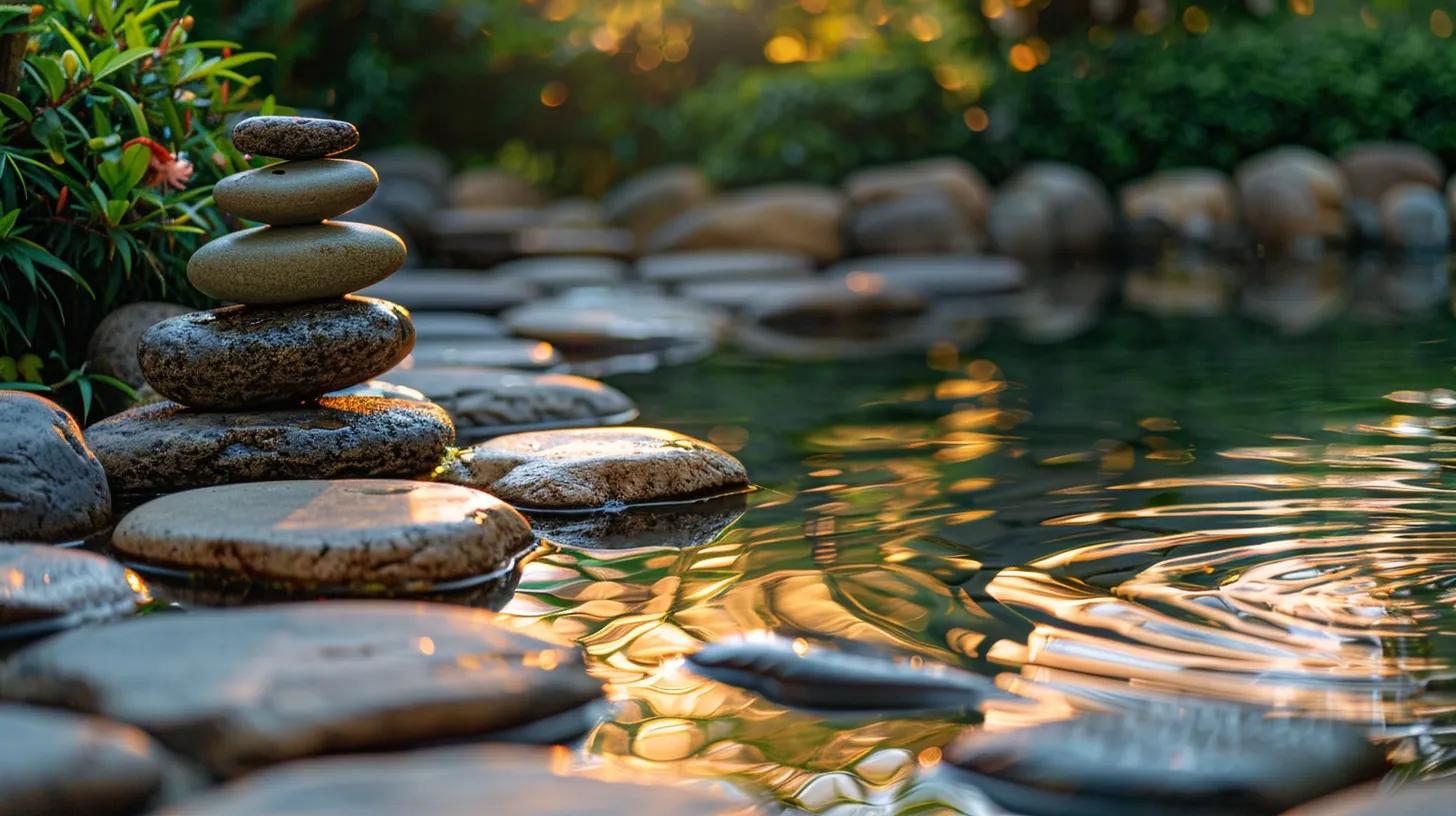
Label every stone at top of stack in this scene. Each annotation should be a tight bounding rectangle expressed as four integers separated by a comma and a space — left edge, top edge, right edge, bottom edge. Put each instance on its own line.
87, 116, 454, 497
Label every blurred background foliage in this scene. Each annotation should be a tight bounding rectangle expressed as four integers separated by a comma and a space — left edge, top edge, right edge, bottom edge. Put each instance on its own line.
191, 0, 1456, 192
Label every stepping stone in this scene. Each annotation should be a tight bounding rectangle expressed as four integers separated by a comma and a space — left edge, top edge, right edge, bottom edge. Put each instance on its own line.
501, 289, 728, 356
86, 396, 454, 497
827, 254, 1027, 296
86, 301, 192, 389
232, 116, 359, 160
0, 602, 603, 777
0, 393, 111, 543
636, 249, 815, 285
188, 223, 406, 305
405, 338, 563, 370
1286, 778, 1456, 816
111, 480, 533, 591
678, 277, 834, 313
140, 298, 415, 409
213, 159, 378, 225
358, 270, 537, 314
944, 704, 1387, 816
487, 256, 626, 291
407, 311, 505, 341
379, 366, 636, 441
0, 544, 148, 639
513, 226, 635, 258
0, 704, 168, 816
529, 491, 745, 549
440, 427, 749, 509
158, 744, 737, 816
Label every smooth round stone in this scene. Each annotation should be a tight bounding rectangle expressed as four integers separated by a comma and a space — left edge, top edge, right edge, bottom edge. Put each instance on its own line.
188, 223, 406, 305
944, 705, 1387, 816
441, 427, 749, 509
636, 250, 815, 285
828, 254, 1027, 296
0, 544, 147, 637
488, 256, 626, 291
0, 602, 602, 777
404, 338, 563, 370
0, 704, 167, 816
85, 396, 454, 496
214, 159, 378, 226
112, 480, 533, 589
232, 116, 359, 160
408, 311, 505, 341
678, 278, 835, 314
0, 393, 111, 542
86, 302, 192, 389
158, 744, 737, 816
358, 270, 537, 314
501, 289, 728, 354
379, 366, 637, 439
139, 297, 415, 410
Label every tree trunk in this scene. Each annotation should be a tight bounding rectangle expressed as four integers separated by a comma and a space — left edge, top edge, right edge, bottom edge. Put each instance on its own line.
0, 32, 24, 96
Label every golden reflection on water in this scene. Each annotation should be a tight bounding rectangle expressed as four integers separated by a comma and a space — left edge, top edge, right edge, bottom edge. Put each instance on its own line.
494, 336, 1456, 811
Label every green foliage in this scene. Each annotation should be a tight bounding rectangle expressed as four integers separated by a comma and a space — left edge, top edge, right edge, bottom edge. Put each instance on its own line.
0, 1, 272, 419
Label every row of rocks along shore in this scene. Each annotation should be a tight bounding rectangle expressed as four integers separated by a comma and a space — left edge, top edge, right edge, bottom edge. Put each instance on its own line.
0, 116, 1451, 815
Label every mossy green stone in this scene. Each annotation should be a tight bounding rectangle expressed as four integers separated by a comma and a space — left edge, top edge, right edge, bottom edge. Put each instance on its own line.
213, 160, 378, 226
187, 222, 406, 305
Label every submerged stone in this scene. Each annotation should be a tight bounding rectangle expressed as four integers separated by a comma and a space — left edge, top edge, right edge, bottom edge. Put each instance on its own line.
188, 223, 407, 305
158, 744, 737, 816
0, 544, 148, 636
944, 703, 1387, 816
111, 480, 534, 590
0, 704, 167, 816
86, 302, 192, 389
0, 602, 603, 777
380, 366, 636, 440
0, 393, 111, 543
441, 427, 749, 509
139, 298, 415, 409
86, 397, 453, 496
232, 116, 360, 160
213, 159, 378, 225
529, 492, 747, 549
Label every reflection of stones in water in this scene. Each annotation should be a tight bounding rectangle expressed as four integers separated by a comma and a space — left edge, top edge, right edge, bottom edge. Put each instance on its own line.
1122, 255, 1238, 318
528, 493, 747, 550
1241, 260, 1347, 335
1350, 256, 1452, 321
1017, 268, 1111, 343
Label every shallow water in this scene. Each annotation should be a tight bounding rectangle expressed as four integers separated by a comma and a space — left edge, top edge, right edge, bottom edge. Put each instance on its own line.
494, 284, 1456, 812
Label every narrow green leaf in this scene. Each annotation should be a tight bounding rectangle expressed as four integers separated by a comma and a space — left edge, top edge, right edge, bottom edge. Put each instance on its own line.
0, 93, 31, 123
94, 82, 149, 137
93, 46, 153, 82
49, 20, 92, 73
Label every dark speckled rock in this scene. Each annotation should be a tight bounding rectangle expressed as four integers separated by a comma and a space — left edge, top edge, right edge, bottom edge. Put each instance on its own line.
139, 297, 415, 409
85, 396, 454, 496
232, 116, 359, 160
0, 393, 112, 542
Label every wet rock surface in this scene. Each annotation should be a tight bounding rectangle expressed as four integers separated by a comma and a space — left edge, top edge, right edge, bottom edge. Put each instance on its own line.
158, 744, 737, 816
0, 703, 168, 816
213, 159, 378, 225
139, 298, 415, 409
944, 704, 1387, 816
111, 480, 534, 589
379, 367, 636, 439
86, 302, 193, 389
0, 544, 147, 635
188, 222, 407, 305
441, 427, 749, 509
86, 396, 453, 496
0, 393, 111, 542
0, 602, 603, 777
403, 337, 564, 370
232, 116, 360, 160
528, 491, 746, 549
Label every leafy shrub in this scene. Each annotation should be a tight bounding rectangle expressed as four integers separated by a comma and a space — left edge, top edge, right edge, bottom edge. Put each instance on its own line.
0, 1, 272, 417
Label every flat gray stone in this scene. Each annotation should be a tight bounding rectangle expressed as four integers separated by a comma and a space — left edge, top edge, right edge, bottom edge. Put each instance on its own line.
359, 270, 537, 314
828, 254, 1027, 296
0, 544, 146, 635
404, 338, 563, 370
86, 302, 192, 389
407, 311, 505, 341
0, 393, 111, 542
487, 256, 626, 291
213, 159, 378, 225
0, 602, 603, 777
188, 223, 407, 305
159, 744, 736, 816
0, 704, 166, 816
512, 226, 635, 258
636, 250, 814, 285
677, 278, 834, 313
139, 297, 415, 409
86, 396, 454, 496
441, 427, 749, 509
501, 289, 727, 355
379, 366, 636, 439
112, 480, 533, 589
232, 116, 359, 160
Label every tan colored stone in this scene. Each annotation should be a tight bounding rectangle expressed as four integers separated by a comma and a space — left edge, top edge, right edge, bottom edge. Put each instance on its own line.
187, 222, 406, 305
213, 159, 378, 226
1120, 168, 1237, 239
112, 480, 533, 587
602, 165, 712, 245
1236, 146, 1348, 253
844, 157, 991, 229
447, 168, 544, 210
648, 183, 846, 262
1338, 141, 1445, 201
441, 427, 749, 508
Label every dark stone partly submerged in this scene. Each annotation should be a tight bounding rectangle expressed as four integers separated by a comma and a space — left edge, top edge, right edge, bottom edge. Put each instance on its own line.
86, 396, 454, 497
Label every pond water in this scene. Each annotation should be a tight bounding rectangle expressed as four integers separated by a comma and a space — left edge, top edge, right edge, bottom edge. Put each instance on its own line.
492, 274, 1456, 812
